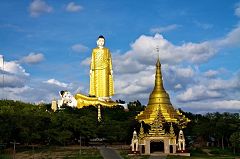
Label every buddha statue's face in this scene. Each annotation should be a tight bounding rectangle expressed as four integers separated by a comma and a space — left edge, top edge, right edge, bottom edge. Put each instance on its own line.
97, 38, 105, 48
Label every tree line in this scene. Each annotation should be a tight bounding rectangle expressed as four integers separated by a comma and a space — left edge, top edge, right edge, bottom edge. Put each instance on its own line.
0, 100, 239, 153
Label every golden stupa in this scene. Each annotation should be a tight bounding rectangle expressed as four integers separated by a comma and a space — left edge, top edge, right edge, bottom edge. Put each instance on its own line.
136, 57, 190, 128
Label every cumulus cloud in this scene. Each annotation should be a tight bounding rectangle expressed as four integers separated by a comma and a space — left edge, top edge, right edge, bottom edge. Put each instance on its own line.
207, 77, 240, 90
66, 2, 83, 12
215, 26, 240, 47
150, 24, 181, 33
29, 0, 53, 17
1, 86, 33, 101
163, 65, 196, 90
5, 79, 82, 104
177, 73, 240, 103
21, 53, 44, 64
0, 56, 29, 89
114, 66, 155, 95
71, 44, 89, 53
43, 79, 69, 88
181, 100, 240, 113
235, 3, 240, 17
177, 85, 223, 102
121, 34, 217, 65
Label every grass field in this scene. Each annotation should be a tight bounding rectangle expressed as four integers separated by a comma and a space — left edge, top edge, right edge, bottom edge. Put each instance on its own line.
0, 146, 103, 159
1, 146, 239, 159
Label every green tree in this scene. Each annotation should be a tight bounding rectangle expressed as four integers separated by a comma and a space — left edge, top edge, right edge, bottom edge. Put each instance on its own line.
230, 132, 240, 154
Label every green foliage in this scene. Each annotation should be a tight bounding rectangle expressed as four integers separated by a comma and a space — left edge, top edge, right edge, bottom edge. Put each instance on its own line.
0, 154, 11, 159
229, 131, 240, 154
184, 111, 240, 150
0, 100, 140, 146
189, 147, 208, 157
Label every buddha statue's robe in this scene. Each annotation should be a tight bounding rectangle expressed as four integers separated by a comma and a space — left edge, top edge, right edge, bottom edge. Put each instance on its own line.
89, 47, 114, 97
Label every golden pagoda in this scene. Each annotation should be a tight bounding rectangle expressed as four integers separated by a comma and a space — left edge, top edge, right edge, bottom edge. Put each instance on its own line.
136, 57, 190, 128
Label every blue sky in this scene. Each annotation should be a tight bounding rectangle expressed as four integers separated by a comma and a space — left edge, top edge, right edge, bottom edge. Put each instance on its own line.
0, 0, 240, 113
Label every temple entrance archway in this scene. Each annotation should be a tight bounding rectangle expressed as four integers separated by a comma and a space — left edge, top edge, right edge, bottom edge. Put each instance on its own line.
150, 140, 164, 153
170, 145, 173, 153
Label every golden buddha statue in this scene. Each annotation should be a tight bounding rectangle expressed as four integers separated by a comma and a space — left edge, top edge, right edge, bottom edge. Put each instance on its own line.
89, 35, 114, 100
74, 35, 118, 108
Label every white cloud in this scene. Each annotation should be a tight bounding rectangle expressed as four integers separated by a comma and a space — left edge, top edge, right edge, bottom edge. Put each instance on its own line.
109, 24, 240, 76
122, 34, 217, 65
182, 100, 240, 112
43, 79, 69, 88
29, 0, 53, 17
0, 86, 32, 100
207, 77, 240, 90
66, 2, 83, 12
170, 66, 194, 78
163, 65, 196, 90
177, 85, 222, 102
177, 73, 240, 103
0, 56, 82, 103
71, 44, 89, 53
21, 53, 44, 64
215, 26, 240, 47
0, 56, 29, 89
204, 70, 219, 78
1, 61, 29, 76
114, 66, 155, 95
5, 80, 82, 104
235, 3, 240, 17
174, 84, 182, 89
150, 24, 181, 33
0, 55, 4, 67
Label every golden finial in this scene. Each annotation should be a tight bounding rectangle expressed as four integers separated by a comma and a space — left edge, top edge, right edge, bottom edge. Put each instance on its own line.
139, 122, 145, 139
155, 45, 161, 66
169, 123, 175, 137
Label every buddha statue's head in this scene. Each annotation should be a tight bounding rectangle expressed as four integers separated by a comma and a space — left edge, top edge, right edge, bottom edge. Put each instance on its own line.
97, 35, 105, 48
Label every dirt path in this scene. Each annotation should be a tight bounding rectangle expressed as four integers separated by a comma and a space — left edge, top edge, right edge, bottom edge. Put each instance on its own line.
99, 147, 123, 159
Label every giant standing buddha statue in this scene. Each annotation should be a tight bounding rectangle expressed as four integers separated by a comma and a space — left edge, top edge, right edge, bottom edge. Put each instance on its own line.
74, 36, 118, 108
89, 35, 114, 100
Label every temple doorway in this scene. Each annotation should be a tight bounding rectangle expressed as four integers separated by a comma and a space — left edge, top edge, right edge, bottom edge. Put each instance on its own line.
170, 145, 173, 153
150, 141, 164, 153
141, 145, 145, 154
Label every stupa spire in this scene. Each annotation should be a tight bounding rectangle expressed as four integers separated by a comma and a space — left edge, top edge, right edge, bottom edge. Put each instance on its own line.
136, 56, 190, 127
152, 56, 165, 95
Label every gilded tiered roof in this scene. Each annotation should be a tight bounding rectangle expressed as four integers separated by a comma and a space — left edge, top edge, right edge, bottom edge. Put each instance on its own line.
136, 58, 190, 128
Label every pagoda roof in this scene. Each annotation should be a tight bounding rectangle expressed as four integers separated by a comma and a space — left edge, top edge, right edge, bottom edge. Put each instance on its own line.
136, 58, 190, 128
